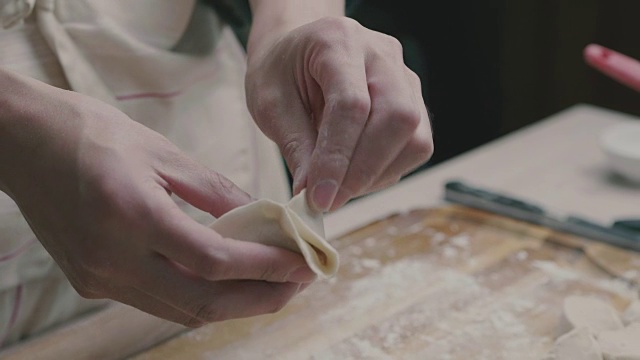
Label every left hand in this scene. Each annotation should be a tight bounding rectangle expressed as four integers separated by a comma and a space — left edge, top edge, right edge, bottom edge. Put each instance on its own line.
245, 16, 433, 212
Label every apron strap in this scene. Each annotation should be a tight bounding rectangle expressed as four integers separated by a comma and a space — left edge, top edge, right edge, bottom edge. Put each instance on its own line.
2, 0, 117, 105
34, 0, 117, 105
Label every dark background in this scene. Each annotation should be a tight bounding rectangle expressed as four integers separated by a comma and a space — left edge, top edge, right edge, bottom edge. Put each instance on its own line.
348, 0, 640, 170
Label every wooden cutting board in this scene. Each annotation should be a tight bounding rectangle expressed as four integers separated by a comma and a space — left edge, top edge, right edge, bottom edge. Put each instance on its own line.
3, 205, 639, 359
129, 205, 640, 359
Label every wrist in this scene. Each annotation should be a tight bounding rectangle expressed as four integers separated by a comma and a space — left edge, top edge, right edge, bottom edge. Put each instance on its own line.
246, 0, 345, 60
0, 69, 64, 195
0, 70, 26, 194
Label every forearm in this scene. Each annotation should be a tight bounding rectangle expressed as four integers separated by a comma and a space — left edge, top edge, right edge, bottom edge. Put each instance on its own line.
246, 0, 345, 59
0, 69, 32, 194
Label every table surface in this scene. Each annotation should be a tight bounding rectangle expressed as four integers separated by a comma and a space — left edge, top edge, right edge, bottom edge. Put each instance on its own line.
2, 103, 640, 360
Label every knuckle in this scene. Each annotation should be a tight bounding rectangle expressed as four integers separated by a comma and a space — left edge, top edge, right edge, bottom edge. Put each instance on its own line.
321, 145, 352, 171
281, 138, 302, 162
383, 34, 404, 55
317, 16, 360, 40
410, 136, 435, 163
193, 303, 225, 323
182, 317, 206, 328
280, 136, 312, 167
368, 34, 404, 63
393, 106, 422, 134
156, 140, 186, 167
194, 248, 230, 280
205, 171, 235, 194
326, 93, 371, 120
260, 262, 286, 283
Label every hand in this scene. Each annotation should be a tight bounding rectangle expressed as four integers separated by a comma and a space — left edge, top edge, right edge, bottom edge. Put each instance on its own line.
0, 71, 316, 327
584, 43, 640, 91
245, 16, 434, 212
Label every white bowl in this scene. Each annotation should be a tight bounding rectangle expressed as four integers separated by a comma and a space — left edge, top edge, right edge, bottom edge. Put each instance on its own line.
601, 122, 640, 183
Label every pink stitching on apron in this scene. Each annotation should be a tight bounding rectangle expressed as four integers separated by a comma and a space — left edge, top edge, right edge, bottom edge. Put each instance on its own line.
114, 40, 227, 102
115, 67, 218, 101
114, 67, 220, 101
0, 285, 23, 347
0, 239, 37, 263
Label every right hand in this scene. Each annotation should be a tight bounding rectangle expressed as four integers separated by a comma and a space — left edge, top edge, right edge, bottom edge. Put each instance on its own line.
0, 70, 316, 328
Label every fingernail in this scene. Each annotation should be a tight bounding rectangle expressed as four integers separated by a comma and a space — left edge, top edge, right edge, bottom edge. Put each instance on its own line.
312, 179, 338, 212
289, 266, 317, 283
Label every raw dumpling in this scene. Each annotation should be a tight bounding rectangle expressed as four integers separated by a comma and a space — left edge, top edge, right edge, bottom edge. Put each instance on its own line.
622, 300, 640, 326
210, 190, 339, 279
563, 296, 624, 333
551, 327, 603, 360
597, 323, 640, 360
548, 296, 640, 360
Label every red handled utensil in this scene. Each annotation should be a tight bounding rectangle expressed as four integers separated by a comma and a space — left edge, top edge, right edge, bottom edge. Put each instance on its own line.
584, 43, 640, 92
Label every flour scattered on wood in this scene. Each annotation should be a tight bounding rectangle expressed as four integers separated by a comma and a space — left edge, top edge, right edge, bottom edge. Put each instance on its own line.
181, 220, 639, 360
431, 232, 447, 245
514, 250, 529, 261
533, 260, 634, 296
313, 258, 553, 359
449, 233, 470, 248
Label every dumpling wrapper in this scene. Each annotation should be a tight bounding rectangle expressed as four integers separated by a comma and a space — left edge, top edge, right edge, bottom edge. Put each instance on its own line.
622, 300, 640, 326
551, 327, 603, 360
563, 296, 624, 333
597, 323, 640, 360
209, 190, 339, 279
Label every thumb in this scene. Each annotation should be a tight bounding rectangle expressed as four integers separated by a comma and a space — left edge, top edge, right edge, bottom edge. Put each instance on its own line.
247, 81, 319, 196
261, 115, 317, 196
160, 154, 252, 217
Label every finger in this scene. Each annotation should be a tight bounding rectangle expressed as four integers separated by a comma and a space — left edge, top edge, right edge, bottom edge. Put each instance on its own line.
277, 126, 317, 196
339, 137, 428, 206
306, 48, 370, 212
150, 193, 316, 283
247, 74, 319, 195
331, 67, 432, 210
139, 256, 301, 322
158, 152, 252, 217
365, 132, 430, 195
584, 43, 640, 92
334, 57, 423, 208
369, 89, 433, 195
110, 285, 204, 328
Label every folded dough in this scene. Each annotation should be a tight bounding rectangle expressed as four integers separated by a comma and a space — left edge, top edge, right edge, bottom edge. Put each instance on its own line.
548, 296, 640, 360
209, 190, 339, 279
598, 323, 640, 360
563, 296, 624, 333
551, 327, 603, 360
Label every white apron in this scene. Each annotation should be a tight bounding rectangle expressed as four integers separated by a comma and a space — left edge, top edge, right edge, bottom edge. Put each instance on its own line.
0, 0, 289, 347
